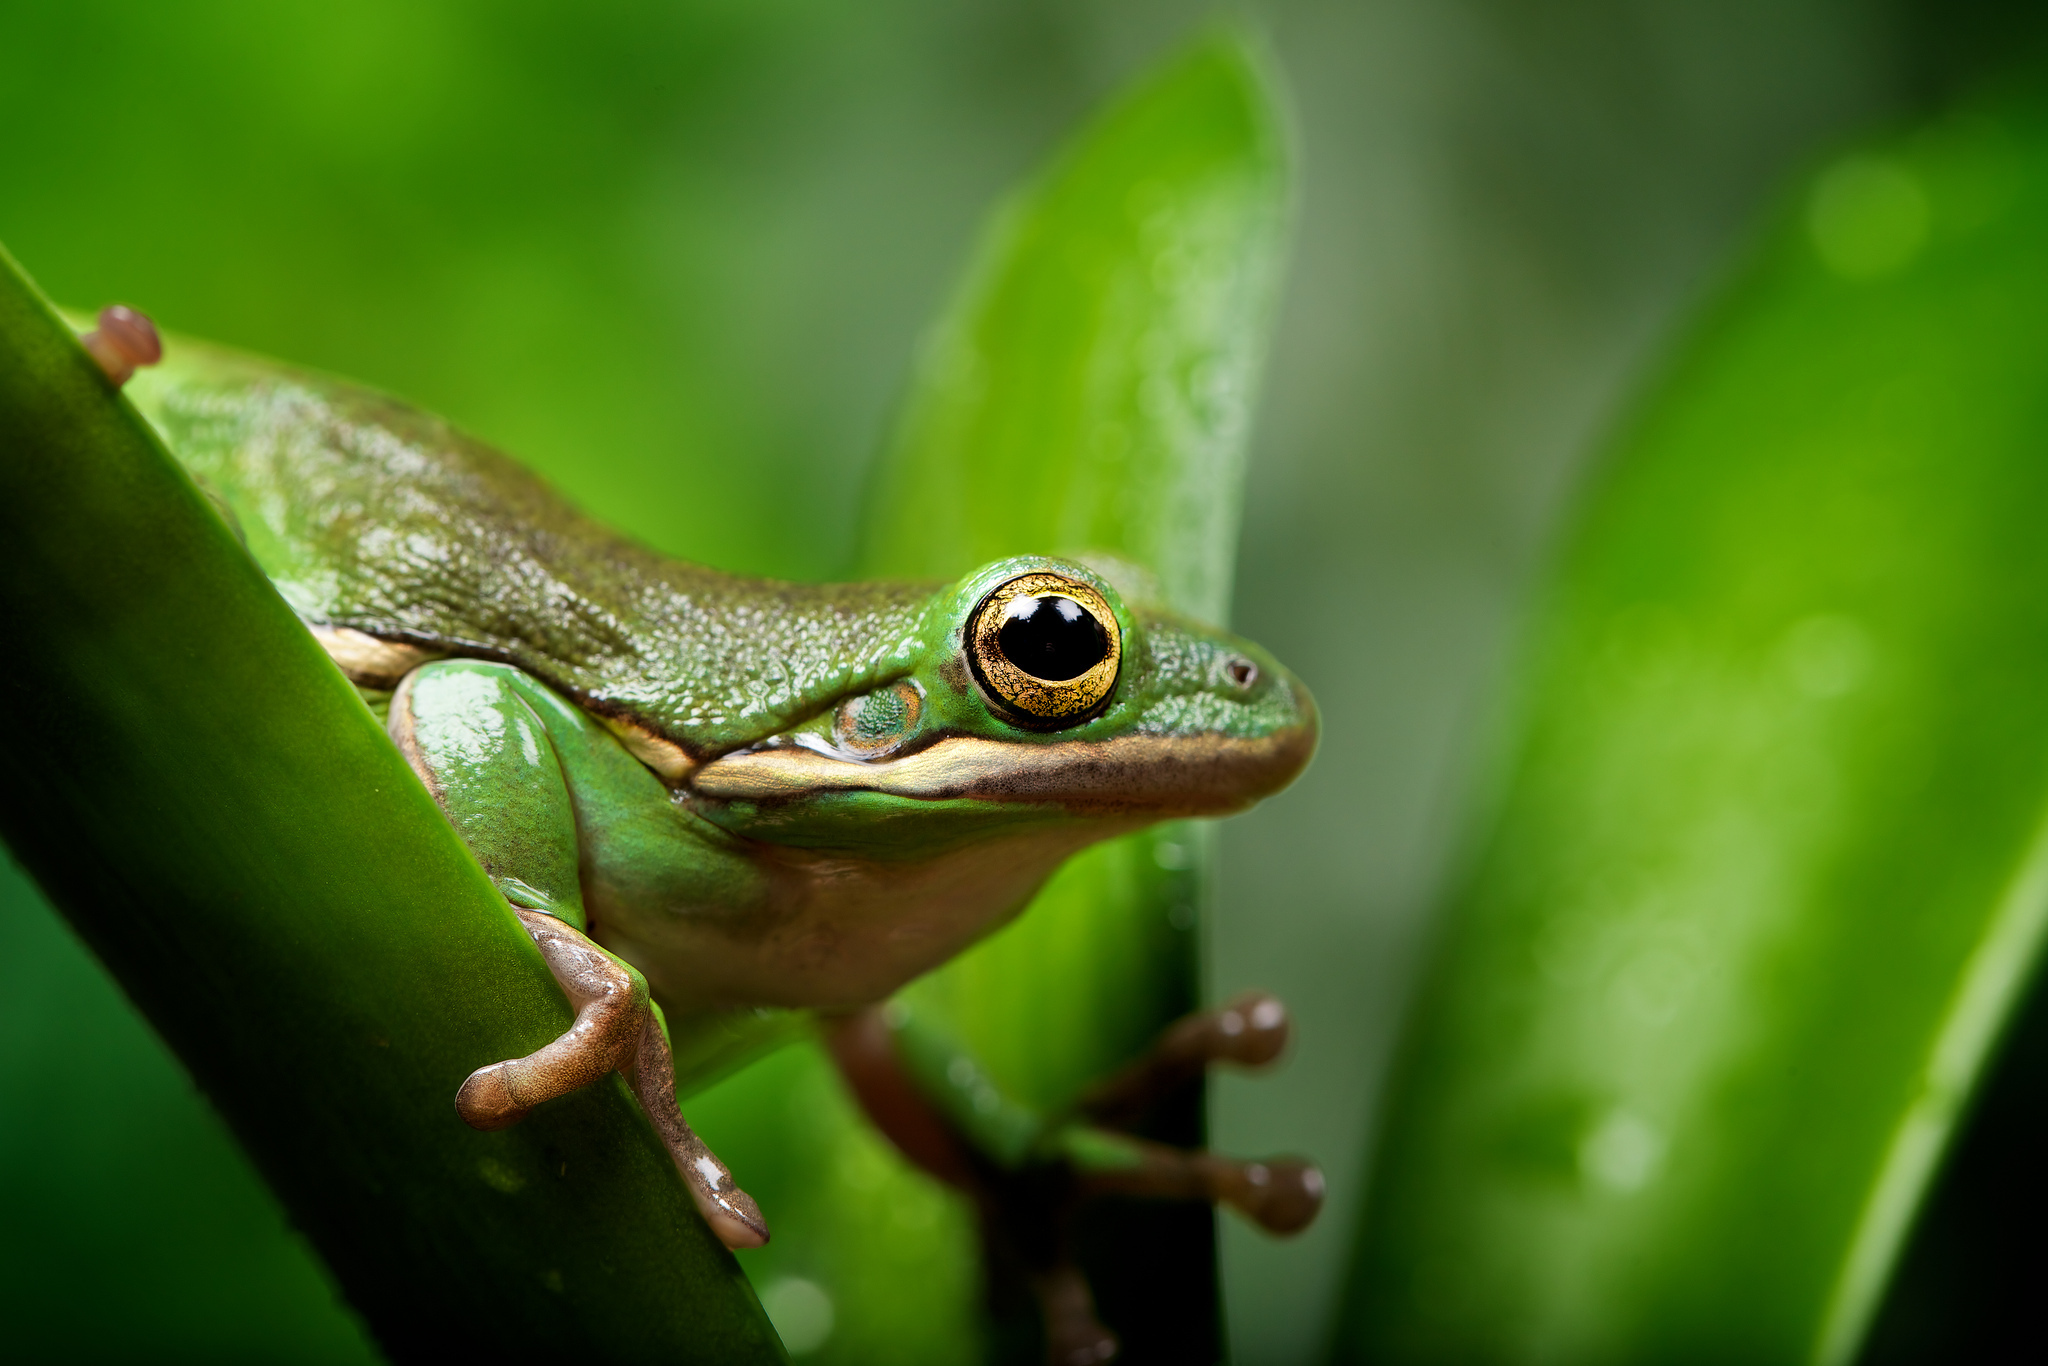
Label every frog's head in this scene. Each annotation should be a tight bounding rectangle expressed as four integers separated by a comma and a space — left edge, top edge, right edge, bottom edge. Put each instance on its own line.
688, 556, 1316, 857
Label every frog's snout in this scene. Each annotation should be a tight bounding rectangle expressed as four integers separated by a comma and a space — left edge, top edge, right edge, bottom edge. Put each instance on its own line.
1109, 655, 1317, 816
1233, 669, 1319, 805
1278, 671, 1319, 779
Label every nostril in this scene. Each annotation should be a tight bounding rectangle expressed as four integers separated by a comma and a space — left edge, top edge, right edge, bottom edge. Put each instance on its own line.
1224, 656, 1257, 689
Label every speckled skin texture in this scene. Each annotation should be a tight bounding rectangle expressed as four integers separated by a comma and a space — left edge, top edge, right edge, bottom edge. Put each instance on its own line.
106, 330, 1321, 1272
121, 334, 1316, 1033
132, 344, 933, 757
126, 339, 1311, 772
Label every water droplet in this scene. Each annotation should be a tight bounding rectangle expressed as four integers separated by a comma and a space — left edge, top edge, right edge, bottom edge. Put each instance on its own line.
1782, 613, 1873, 698
759, 1276, 836, 1356
1579, 1109, 1666, 1193
1809, 155, 1929, 278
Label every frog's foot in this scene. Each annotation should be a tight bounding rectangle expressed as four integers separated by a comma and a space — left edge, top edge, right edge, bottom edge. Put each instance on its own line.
1077, 990, 1290, 1129
1035, 1263, 1118, 1366
454, 907, 768, 1250
621, 1005, 770, 1250
455, 906, 647, 1129
1068, 1132, 1324, 1236
80, 305, 162, 386
830, 994, 1320, 1361
1062, 988, 1322, 1236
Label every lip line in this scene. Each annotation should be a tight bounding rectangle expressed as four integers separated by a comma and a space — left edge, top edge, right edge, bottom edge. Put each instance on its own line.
690, 729, 1315, 813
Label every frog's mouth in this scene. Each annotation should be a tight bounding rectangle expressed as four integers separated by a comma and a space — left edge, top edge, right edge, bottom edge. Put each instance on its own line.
688, 722, 1317, 816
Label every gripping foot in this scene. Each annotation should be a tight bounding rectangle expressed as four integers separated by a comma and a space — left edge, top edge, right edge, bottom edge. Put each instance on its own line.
1079, 990, 1292, 1128
829, 989, 1320, 1363
459, 906, 768, 1249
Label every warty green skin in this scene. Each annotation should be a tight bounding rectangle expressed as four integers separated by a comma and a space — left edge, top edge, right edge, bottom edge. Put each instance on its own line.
124, 337, 1316, 1063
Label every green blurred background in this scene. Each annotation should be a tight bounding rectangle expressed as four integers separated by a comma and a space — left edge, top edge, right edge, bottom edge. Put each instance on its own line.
2, 1, 2043, 1361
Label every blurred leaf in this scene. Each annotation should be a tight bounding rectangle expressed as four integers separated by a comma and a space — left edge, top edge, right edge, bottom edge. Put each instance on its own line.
1339, 91, 2048, 1364
876, 26, 1288, 1361
875, 13, 1288, 1101
0, 249, 783, 1362
695, 27, 1291, 1366
862, 28, 1288, 627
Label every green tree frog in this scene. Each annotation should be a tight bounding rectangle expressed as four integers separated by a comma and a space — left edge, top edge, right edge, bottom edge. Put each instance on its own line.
86, 309, 1319, 1292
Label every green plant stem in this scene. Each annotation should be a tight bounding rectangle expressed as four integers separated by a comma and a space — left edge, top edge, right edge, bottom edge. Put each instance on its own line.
0, 247, 781, 1363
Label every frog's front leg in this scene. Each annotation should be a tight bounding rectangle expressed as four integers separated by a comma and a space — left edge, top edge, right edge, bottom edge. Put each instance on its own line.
455, 906, 645, 1130
619, 994, 771, 1249
392, 659, 767, 1249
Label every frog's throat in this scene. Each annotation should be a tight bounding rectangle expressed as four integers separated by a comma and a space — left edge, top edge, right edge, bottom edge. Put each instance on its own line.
688, 728, 1315, 816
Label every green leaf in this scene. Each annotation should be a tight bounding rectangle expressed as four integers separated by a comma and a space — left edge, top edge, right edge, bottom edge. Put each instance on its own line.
0, 249, 783, 1361
861, 26, 1289, 626
866, 20, 1290, 1091
690, 27, 1293, 1366
1338, 95, 2048, 1363
869, 24, 1291, 1358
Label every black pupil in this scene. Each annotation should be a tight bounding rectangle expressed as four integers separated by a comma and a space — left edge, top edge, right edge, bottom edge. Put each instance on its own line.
997, 596, 1109, 681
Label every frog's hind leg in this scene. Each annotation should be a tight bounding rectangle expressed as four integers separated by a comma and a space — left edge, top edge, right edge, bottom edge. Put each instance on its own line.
394, 659, 767, 1249
1076, 990, 1292, 1126
830, 992, 1321, 1363
829, 1009, 1118, 1365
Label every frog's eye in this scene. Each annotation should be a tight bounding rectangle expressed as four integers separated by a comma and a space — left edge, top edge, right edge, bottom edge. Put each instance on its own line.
834, 680, 923, 758
966, 573, 1121, 727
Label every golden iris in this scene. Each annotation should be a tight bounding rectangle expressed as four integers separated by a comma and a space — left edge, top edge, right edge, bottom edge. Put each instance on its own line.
967, 573, 1121, 726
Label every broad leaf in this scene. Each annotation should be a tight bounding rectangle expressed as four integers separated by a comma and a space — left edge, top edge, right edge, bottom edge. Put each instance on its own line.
0, 249, 784, 1363
1340, 95, 2048, 1364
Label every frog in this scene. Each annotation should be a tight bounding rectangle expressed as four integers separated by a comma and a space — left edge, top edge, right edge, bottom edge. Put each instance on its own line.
82, 305, 1321, 1345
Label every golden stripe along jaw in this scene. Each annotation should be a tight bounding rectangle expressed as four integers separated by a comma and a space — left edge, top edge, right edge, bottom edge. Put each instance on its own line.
691, 680, 1319, 818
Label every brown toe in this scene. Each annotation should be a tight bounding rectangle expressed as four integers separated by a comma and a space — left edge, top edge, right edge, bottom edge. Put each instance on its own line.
1223, 1157, 1324, 1236
455, 1063, 530, 1131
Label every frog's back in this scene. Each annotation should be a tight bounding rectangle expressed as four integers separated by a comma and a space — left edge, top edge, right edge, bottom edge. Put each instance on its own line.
128, 341, 932, 757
